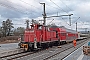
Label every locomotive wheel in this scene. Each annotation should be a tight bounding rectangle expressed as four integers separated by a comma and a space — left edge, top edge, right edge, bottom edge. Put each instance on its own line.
42, 43, 49, 49
58, 41, 60, 46
46, 43, 49, 48
49, 42, 53, 48
54, 41, 57, 46
58, 39, 60, 46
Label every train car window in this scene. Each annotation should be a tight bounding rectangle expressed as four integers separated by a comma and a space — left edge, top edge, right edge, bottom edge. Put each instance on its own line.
61, 33, 66, 36
31, 25, 34, 29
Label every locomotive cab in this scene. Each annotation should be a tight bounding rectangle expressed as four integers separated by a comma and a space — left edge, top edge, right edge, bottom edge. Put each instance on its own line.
19, 23, 57, 51
19, 24, 44, 51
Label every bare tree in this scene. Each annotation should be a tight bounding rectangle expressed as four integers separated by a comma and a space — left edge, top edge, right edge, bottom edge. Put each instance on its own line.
13, 27, 25, 36
2, 19, 14, 37
6, 19, 14, 36
0, 27, 3, 37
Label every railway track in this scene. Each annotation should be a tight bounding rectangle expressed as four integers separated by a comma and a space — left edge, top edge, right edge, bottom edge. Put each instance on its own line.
45, 39, 88, 60
0, 52, 33, 60
0, 47, 42, 60
17, 38, 88, 60
0, 38, 88, 60
0, 49, 43, 60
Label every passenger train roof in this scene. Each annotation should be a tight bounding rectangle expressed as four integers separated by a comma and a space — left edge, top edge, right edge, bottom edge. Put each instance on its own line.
50, 25, 59, 28
59, 26, 77, 33
50, 26, 77, 33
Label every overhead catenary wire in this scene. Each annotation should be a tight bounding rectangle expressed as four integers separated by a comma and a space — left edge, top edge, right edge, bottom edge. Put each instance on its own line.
49, 0, 71, 26
71, 17, 80, 25
0, 0, 42, 19
61, 17, 70, 26
5, 0, 31, 14
59, 0, 72, 11
19, 0, 45, 18
19, 0, 41, 10
20, 0, 69, 25
33, 0, 58, 15
46, 3, 60, 10
0, 2, 28, 14
5, 0, 41, 15
45, 4, 61, 15
56, 12, 70, 26
0, 0, 75, 28
46, 12, 70, 26
50, 0, 69, 14
19, 0, 42, 14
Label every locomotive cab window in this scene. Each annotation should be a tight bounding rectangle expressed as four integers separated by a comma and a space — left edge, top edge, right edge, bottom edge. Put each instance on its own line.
38, 26, 42, 30
31, 25, 34, 29
38, 25, 43, 30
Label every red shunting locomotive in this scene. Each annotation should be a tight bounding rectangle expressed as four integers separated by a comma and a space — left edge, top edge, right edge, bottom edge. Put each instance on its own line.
19, 23, 79, 51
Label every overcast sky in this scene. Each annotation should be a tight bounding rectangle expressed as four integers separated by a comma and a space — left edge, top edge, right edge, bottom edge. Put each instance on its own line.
0, 0, 90, 31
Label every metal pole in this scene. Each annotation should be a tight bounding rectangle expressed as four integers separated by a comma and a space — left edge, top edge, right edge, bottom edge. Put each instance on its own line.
69, 15, 71, 26
75, 17, 80, 32
76, 22, 77, 32
26, 20, 29, 29
44, 3, 46, 25
40, 3, 46, 25
69, 14, 73, 26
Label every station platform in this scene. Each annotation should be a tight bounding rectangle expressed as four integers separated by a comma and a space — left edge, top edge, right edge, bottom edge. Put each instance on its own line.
63, 41, 90, 60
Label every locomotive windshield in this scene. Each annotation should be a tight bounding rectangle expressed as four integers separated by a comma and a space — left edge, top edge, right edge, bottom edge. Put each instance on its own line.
30, 25, 34, 29
30, 24, 43, 30
38, 25, 42, 30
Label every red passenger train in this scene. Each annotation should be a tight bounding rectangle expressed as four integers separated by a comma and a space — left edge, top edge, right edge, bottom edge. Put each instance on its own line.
19, 23, 79, 51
